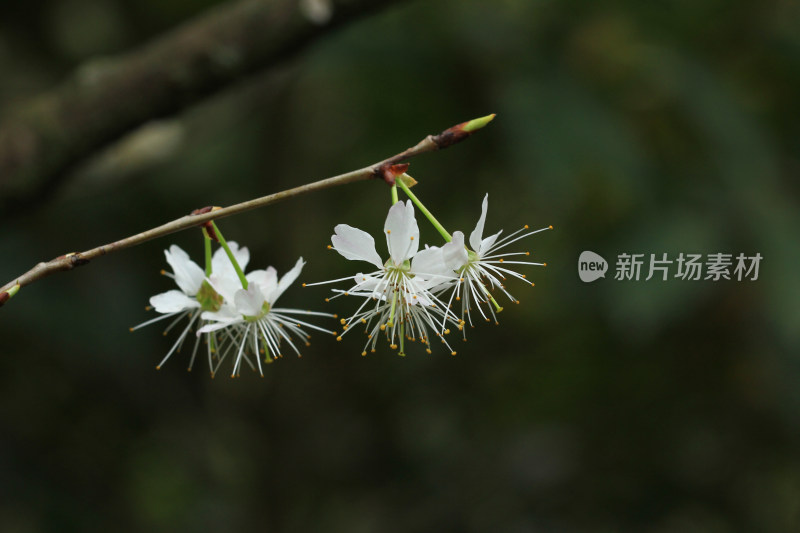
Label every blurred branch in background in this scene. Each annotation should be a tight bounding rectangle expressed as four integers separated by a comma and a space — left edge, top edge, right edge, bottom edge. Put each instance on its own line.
0, 0, 406, 217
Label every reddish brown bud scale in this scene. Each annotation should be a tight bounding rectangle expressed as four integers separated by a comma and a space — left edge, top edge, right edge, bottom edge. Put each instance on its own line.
0, 292, 9, 307
190, 206, 215, 216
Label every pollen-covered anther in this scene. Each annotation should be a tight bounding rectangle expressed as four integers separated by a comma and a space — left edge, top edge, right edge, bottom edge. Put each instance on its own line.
380, 324, 386, 331
390, 344, 398, 350
361, 351, 367, 356
444, 329, 451, 335
548, 225, 553, 230
524, 224, 529, 229
361, 318, 366, 324
327, 245, 332, 249
340, 318, 347, 325
336, 336, 342, 341
451, 351, 457, 356
499, 259, 504, 263
302, 283, 306, 287
543, 263, 547, 267
305, 342, 311, 347
525, 252, 530, 256
325, 298, 330, 302
159, 269, 167, 275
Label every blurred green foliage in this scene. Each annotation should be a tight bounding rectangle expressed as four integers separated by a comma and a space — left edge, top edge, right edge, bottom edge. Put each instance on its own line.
2, 0, 800, 531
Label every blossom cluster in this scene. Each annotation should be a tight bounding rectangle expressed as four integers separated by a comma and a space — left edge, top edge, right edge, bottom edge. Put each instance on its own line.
309, 185, 551, 356
132, 238, 334, 377
134, 173, 551, 374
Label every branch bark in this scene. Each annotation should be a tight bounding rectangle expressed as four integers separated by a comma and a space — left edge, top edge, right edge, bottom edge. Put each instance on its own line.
0, 0, 406, 212
0, 115, 494, 304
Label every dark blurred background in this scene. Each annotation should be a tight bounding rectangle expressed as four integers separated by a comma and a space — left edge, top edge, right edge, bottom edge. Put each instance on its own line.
2, 0, 800, 531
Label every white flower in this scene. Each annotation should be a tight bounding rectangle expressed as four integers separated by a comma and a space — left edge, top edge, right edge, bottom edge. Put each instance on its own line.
312, 200, 460, 356
131, 242, 250, 374
199, 257, 335, 377
441, 194, 551, 331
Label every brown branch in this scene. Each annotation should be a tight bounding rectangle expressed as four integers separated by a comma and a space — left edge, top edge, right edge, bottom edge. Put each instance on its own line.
0, 0, 407, 213
0, 115, 495, 305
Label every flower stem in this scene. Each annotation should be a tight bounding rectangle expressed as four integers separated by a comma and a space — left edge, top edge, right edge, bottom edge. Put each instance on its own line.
210, 221, 248, 289
396, 175, 452, 242
202, 229, 212, 276
390, 183, 399, 205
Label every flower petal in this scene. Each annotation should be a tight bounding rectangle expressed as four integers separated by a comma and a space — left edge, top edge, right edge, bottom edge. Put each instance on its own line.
234, 285, 266, 317
272, 257, 305, 304
384, 200, 419, 264
331, 225, 383, 268
469, 194, 489, 252
211, 241, 250, 281
247, 267, 278, 299
442, 231, 469, 270
410, 247, 450, 279
165, 245, 205, 296
149, 290, 200, 313
207, 273, 243, 304
480, 230, 503, 256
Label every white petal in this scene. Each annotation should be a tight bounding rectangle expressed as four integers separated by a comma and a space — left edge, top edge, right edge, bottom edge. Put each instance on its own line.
410, 247, 451, 280
207, 273, 243, 304
247, 267, 278, 299
165, 245, 205, 296
272, 257, 305, 304
149, 290, 200, 313
442, 231, 469, 270
211, 241, 250, 280
469, 194, 489, 252
331, 224, 383, 268
234, 285, 266, 317
479, 230, 503, 256
197, 316, 241, 334
384, 200, 419, 264
200, 307, 239, 323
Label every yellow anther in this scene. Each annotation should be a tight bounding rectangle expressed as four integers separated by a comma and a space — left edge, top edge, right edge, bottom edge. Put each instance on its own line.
327, 245, 332, 249
451, 351, 457, 356
543, 263, 547, 267
525, 252, 530, 256
336, 336, 342, 341
548, 225, 553, 230
160, 269, 167, 275
380, 324, 386, 331
325, 298, 330, 302
361, 318, 366, 323
386, 230, 391, 234
361, 351, 367, 356
340, 318, 346, 325
444, 329, 450, 335
524, 224, 529, 229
